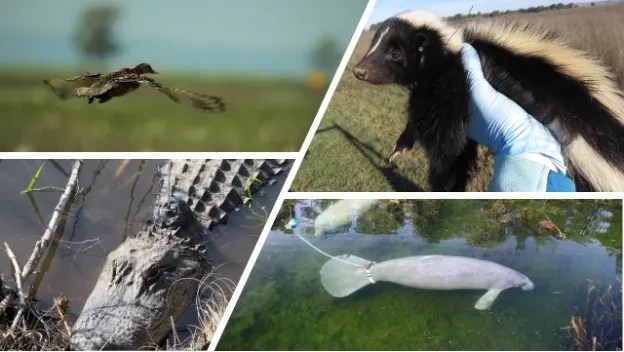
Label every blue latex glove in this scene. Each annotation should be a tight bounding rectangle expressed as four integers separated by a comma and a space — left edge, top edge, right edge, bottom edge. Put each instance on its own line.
461, 43, 567, 173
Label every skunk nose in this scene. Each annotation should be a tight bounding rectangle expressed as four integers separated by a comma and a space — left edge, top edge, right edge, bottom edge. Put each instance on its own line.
353, 67, 368, 80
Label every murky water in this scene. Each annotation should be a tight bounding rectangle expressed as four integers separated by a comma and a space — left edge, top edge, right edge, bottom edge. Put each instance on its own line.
0, 159, 285, 326
218, 199, 622, 351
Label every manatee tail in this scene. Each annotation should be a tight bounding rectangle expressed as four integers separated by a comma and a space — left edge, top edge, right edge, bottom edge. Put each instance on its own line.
320, 254, 375, 297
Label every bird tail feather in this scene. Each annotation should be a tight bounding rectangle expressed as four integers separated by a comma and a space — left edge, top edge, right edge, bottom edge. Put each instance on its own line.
158, 86, 225, 112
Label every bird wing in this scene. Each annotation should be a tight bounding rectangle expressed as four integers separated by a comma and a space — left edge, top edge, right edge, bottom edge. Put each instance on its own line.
43, 73, 103, 100
73, 72, 139, 97
158, 86, 225, 112
127, 76, 225, 112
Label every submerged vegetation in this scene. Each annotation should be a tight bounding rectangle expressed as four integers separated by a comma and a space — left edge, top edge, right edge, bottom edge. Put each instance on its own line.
564, 279, 622, 351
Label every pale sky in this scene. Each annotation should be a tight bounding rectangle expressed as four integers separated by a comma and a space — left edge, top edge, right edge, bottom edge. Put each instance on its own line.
366, 0, 599, 25
0, 0, 367, 75
0, 0, 608, 74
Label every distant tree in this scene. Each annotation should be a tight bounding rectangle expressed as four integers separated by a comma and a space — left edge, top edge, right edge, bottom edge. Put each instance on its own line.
74, 5, 120, 65
311, 36, 341, 75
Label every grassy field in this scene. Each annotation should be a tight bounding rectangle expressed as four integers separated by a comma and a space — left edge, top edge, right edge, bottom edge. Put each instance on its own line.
0, 68, 325, 151
291, 3, 624, 192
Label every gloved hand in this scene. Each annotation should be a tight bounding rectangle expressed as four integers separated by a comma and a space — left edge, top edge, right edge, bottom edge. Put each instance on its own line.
461, 43, 567, 173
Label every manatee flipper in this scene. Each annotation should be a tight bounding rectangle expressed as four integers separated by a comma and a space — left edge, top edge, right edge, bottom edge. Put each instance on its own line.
320, 255, 375, 297
474, 288, 504, 310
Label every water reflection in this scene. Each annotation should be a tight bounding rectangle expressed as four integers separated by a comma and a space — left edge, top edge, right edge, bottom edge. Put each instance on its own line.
0, 159, 156, 321
276, 199, 622, 272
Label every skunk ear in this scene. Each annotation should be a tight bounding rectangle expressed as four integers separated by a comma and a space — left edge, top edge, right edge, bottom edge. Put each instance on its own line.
414, 33, 427, 53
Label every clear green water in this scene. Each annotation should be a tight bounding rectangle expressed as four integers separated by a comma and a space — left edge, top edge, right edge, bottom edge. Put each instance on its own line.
218, 199, 622, 350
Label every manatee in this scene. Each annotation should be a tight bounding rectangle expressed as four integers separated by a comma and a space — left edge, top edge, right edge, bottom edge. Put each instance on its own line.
320, 254, 534, 310
314, 199, 378, 235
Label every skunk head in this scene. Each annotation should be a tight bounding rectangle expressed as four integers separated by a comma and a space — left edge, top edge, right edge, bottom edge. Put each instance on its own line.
353, 11, 462, 86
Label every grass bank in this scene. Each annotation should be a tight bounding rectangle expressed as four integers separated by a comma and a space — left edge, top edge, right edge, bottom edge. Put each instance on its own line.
0, 68, 324, 151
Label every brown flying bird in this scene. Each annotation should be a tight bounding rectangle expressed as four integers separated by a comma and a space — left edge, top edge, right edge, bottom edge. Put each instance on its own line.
43, 63, 224, 112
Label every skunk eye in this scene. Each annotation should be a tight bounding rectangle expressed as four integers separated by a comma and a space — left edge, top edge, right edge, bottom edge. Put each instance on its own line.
389, 50, 402, 61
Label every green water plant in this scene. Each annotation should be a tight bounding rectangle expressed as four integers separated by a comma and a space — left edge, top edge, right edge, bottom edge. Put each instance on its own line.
563, 279, 622, 350
21, 162, 46, 194
243, 176, 269, 224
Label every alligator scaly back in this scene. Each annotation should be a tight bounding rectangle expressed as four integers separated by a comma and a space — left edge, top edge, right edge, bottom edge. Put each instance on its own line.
156, 159, 287, 230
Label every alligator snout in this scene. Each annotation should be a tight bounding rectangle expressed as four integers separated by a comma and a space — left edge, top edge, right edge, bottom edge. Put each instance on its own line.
71, 305, 153, 350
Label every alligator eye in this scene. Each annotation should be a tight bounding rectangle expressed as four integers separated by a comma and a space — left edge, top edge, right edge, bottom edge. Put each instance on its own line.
145, 265, 162, 282
145, 264, 176, 284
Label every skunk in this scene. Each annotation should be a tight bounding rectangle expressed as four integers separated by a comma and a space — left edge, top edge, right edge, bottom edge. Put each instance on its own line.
353, 10, 624, 191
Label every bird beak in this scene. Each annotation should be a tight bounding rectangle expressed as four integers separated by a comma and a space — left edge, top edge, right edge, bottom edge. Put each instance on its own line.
152, 71, 159, 74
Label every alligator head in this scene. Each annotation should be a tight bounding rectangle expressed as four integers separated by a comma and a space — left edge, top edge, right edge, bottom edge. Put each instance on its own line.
70, 197, 209, 350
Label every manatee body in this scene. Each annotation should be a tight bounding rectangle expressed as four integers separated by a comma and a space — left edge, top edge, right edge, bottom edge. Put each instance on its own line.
314, 199, 378, 235
320, 254, 534, 310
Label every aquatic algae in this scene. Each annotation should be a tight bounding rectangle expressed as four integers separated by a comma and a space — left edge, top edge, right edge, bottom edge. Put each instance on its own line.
563, 279, 622, 350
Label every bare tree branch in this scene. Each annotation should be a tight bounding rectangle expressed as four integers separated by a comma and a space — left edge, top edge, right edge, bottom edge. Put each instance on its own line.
4, 243, 26, 331
21, 160, 83, 279
26, 186, 67, 193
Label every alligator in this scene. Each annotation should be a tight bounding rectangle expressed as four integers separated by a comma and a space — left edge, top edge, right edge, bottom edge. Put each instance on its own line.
70, 159, 288, 350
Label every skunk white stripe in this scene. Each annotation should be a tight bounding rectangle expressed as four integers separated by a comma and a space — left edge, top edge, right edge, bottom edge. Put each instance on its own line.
397, 10, 463, 53
471, 22, 624, 127
567, 136, 624, 191
548, 119, 624, 191
367, 26, 390, 57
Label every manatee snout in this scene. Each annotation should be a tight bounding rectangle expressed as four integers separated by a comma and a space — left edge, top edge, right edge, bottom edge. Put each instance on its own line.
519, 277, 535, 291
